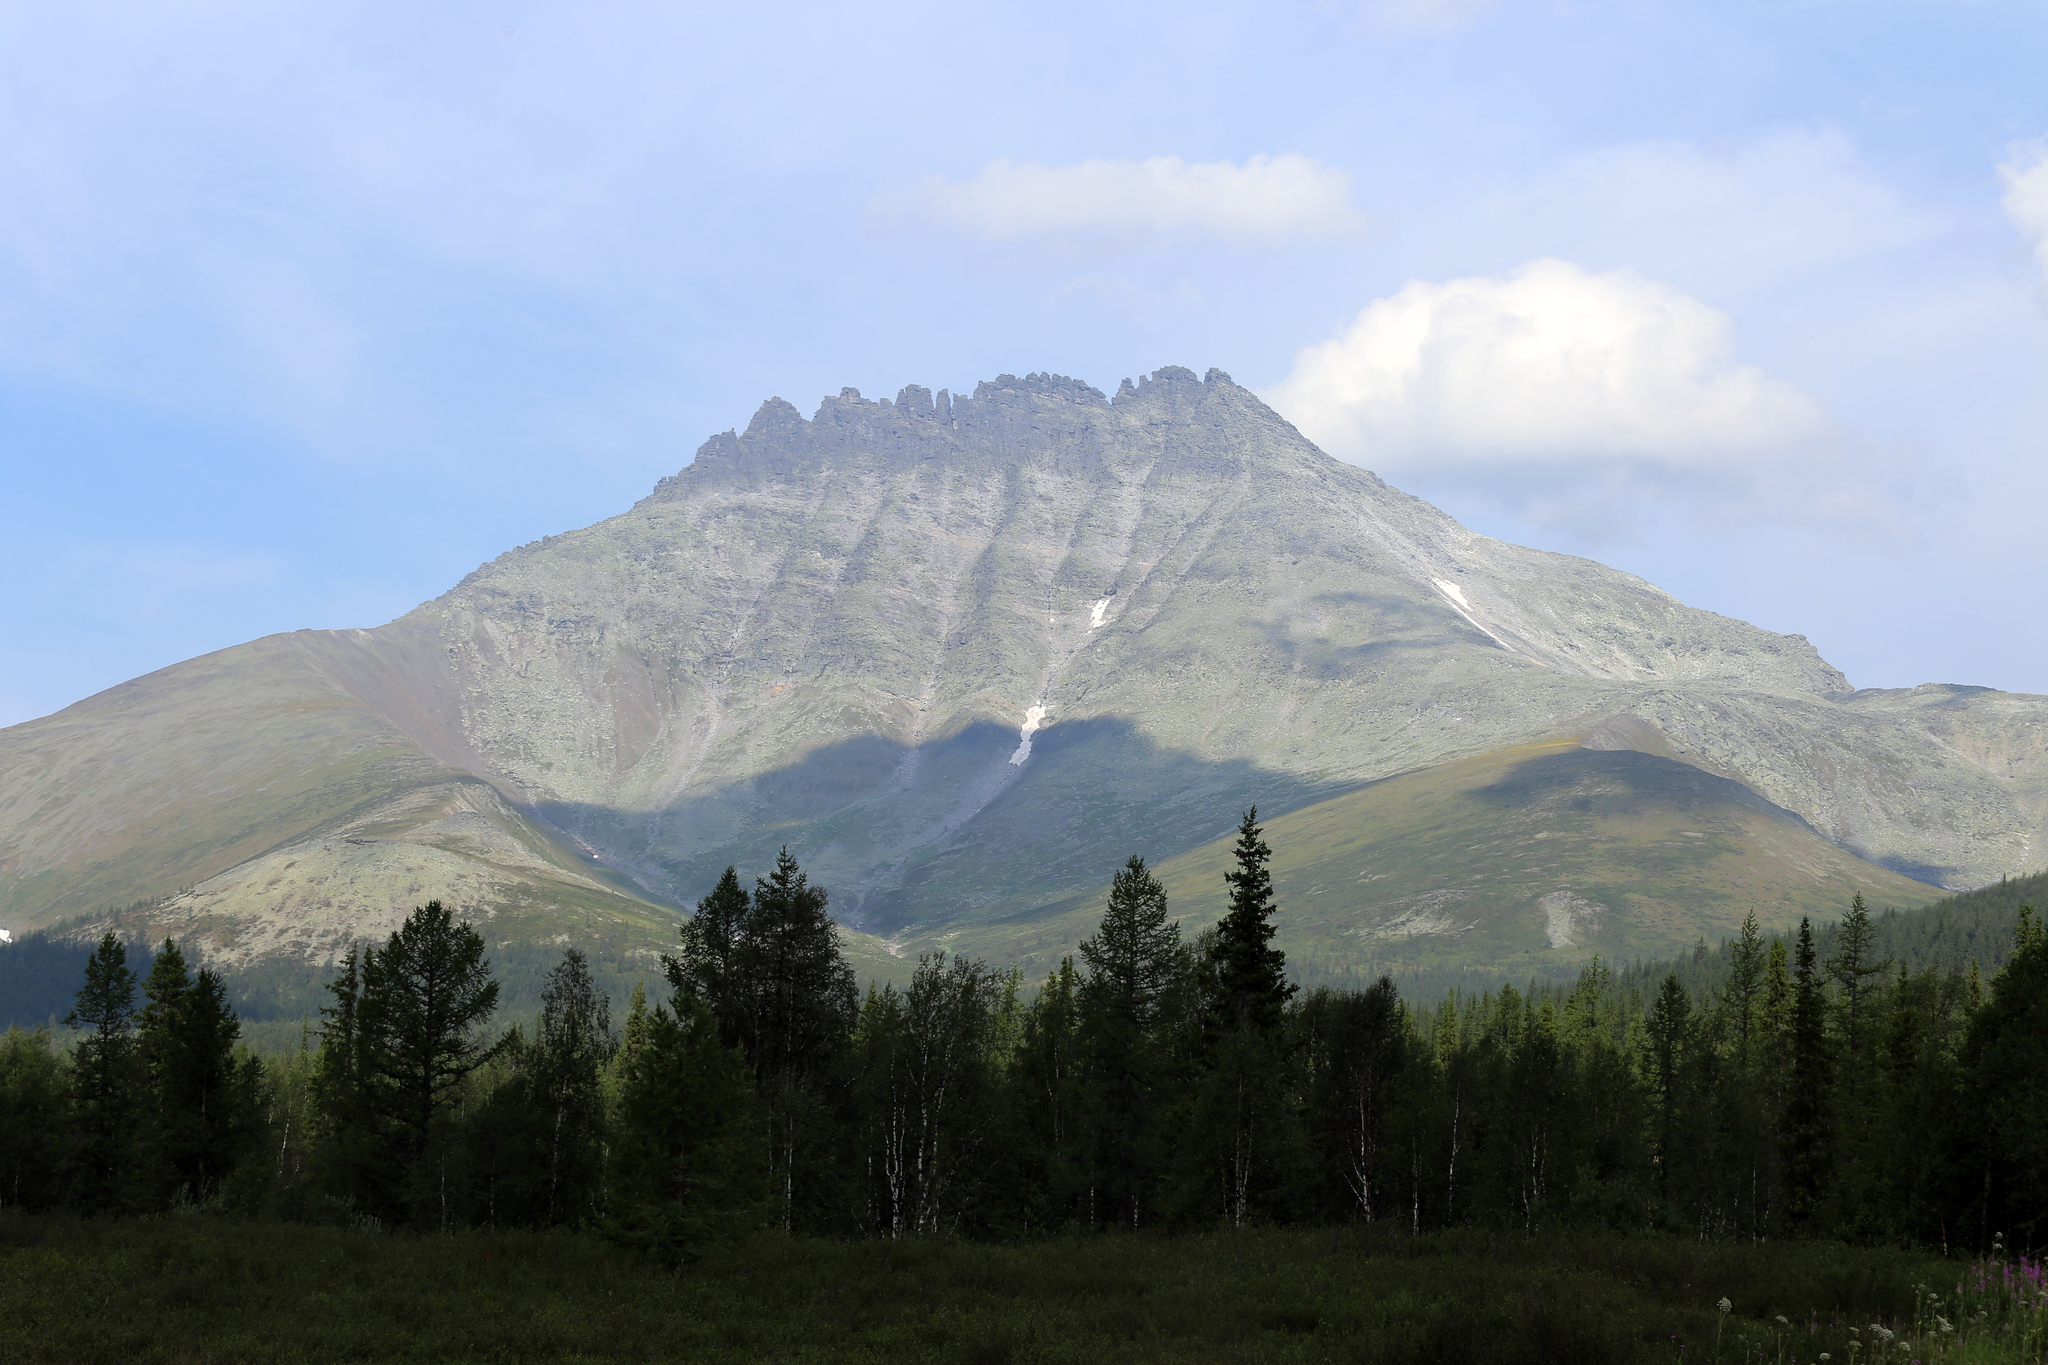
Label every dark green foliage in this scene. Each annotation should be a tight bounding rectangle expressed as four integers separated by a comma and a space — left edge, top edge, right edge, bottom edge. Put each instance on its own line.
847, 952, 1013, 1237
668, 866, 750, 1048
1075, 856, 1185, 1229
64, 933, 141, 1212
1781, 917, 1833, 1226
329, 901, 506, 1225
136, 940, 259, 1203
604, 992, 762, 1253
18, 826, 2048, 1268
1206, 807, 1295, 1036
0, 1216, 1976, 1365
0, 1029, 67, 1211
666, 848, 857, 1231
532, 949, 614, 1225
1955, 906, 2048, 1248
1007, 956, 1087, 1231
1298, 980, 1392, 1224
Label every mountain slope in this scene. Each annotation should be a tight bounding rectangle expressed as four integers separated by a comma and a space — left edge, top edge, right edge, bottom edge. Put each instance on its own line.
954, 738, 1938, 983
3, 367, 2043, 981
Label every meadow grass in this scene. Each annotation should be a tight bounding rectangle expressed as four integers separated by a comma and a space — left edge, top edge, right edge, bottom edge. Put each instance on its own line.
0, 1213, 2034, 1364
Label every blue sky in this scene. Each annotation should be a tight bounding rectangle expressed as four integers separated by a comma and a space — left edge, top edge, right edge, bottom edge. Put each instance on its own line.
3, 0, 2046, 727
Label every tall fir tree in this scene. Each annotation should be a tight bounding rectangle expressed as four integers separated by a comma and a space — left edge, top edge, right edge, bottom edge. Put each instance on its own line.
1206, 808, 1295, 1035
664, 849, 857, 1231
533, 948, 613, 1226
1954, 907, 2048, 1248
605, 991, 763, 1254
353, 901, 506, 1224
1077, 855, 1184, 1228
1827, 893, 1892, 1097
1780, 917, 1833, 1228
0, 1027, 69, 1212
137, 944, 253, 1203
65, 934, 141, 1212
1644, 973, 1692, 1200
668, 867, 752, 1050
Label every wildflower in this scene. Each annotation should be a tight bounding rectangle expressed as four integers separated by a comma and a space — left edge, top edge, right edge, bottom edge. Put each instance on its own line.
1718, 1297, 1732, 1314
1933, 1315, 1952, 1334
1778, 1315, 1791, 1325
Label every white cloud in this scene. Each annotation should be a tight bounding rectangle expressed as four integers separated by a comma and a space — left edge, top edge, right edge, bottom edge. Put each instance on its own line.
2001, 142, 2048, 289
896, 155, 1367, 247
1262, 259, 1896, 538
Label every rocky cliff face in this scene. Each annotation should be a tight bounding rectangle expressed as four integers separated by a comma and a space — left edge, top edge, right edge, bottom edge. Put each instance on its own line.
3, 367, 2044, 970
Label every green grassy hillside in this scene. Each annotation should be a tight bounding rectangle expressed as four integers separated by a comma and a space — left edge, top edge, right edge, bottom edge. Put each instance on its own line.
954, 740, 1938, 984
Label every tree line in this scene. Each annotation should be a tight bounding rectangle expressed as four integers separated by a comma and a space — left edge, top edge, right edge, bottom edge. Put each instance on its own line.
2, 807, 2044, 1254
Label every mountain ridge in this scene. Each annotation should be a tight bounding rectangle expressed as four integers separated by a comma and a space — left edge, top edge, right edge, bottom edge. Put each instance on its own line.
3, 366, 2042, 981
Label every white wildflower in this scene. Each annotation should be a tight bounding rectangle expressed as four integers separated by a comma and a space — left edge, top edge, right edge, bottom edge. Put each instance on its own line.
1718, 1297, 1732, 1314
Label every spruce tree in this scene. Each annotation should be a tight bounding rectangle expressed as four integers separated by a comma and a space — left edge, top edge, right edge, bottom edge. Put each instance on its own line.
605, 992, 763, 1254
1955, 907, 2048, 1248
612, 979, 650, 1084
142, 951, 251, 1203
65, 934, 141, 1212
744, 848, 858, 1082
1725, 910, 1765, 1067
1011, 959, 1086, 1229
1827, 893, 1892, 1094
1644, 972, 1691, 1199
668, 849, 857, 1231
1780, 917, 1833, 1227
0, 1028, 69, 1212
1077, 855, 1183, 1228
668, 866, 752, 1050
533, 948, 613, 1226
354, 901, 506, 1222
1206, 807, 1295, 1035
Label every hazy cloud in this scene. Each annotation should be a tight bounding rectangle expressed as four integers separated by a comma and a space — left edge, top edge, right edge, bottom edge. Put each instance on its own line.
2002, 142, 2048, 291
895, 155, 1367, 247
1262, 259, 1897, 539
1362, 0, 1494, 34
1489, 130, 1944, 300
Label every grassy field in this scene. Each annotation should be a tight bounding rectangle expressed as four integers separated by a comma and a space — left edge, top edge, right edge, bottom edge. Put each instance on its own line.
0, 1215, 2033, 1364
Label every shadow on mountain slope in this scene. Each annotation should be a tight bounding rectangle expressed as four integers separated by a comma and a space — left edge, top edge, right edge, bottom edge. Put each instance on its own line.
534, 714, 1352, 940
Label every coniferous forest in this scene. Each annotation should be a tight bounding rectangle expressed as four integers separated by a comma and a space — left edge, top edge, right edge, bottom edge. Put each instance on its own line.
5, 810, 2048, 1364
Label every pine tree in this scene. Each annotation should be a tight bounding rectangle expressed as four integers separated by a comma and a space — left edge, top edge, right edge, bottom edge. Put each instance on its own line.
668, 867, 752, 1050
612, 979, 650, 1085
743, 848, 858, 1083
353, 901, 506, 1224
667, 849, 857, 1231
1077, 855, 1183, 1229
1644, 973, 1691, 1200
1827, 894, 1892, 1094
314, 946, 380, 1210
533, 948, 613, 1226
1300, 978, 1408, 1223
1780, 917, 1833, 1228
1725, 911, 1765, 1067
65, 934, 142, 1212
152, 960, 252, 1202
1954, 908, 2048, 1248
0, 1028, 68, 1212
1010, 959, 1086, 1230
1206, 808, 1295, 1036
605, 992, 763, 1254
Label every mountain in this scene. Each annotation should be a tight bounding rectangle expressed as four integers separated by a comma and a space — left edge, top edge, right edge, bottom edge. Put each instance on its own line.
3, 366, 2043, 986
